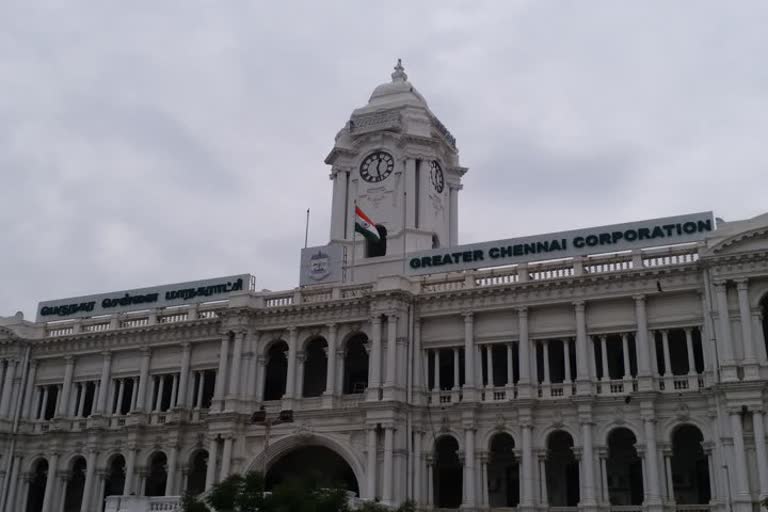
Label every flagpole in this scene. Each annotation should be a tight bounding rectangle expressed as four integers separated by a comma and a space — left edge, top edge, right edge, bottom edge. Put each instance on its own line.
351, 200, 357, 282
304, 208, 310, 249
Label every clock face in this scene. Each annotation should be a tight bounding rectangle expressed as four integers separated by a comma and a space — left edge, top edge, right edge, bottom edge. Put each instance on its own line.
360, 151, 394, 183
430, 160, 445, 193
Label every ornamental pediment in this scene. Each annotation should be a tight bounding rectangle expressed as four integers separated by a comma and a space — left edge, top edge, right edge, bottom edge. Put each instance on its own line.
703, 222, 768, 258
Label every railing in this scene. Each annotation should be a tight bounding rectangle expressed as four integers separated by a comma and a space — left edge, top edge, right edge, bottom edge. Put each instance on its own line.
674, 505, 712, 512
264, 294, 294, 307
82, 322, 110, 332
121, 317, 149, 328
160, 312, 188, 323
610, 506, 643, 512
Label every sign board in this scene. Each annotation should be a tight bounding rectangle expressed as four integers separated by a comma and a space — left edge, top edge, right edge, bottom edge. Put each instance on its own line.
299, 244, 343, 286
37, 274, 255, 321
406, 212, 714, 276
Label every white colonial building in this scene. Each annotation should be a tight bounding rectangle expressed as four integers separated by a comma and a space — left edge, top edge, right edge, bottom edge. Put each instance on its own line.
1, 61, 768, 512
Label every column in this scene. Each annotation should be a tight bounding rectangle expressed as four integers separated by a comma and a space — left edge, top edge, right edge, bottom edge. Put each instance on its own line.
564, 338, 572, 383
463, 312, 476, 399
95, 351, 112, 414
228, 333, 245, 403
205, 437, 219, 491
166, 444, 178, 495
135, 347, 151, 412
538, 453, 548, 505
506, 343, 514, 386
22, 360, 38, 418
40, 386, 49, 420
220, 437, 233, 481
684, 329, 697, 375
325, 324, 337, 396
480, 453, 489, 507
171, 373, 179, 407
130, 377, 139, 411
284, 328, 298, 400
580, 418, 597, 506
752, 410, 768, 499
295, 352, 305, 398
256, 357, 266, 402
520, 422, 534, 508
366, 427, 377, 499
56, 356, 74, 417
574, 302, 590, 391
486, 345, 495, 387
600, 336, 609, 381
634, 296, 652, 379
124, 447, 137, 495
368, 316, 382, 400
661, 331, 672, 377
714, 281, 735, 364
0, 359, 16, 417
413, 319, 423, 395
213, 333, 231, 407
156, 376, 166, 411
383, 426, 395, 503
115, 379, 126, 415
518, 308, 530, 385
384, 314, 398, 389
177, 342, 192, 407
621, 333, 632, 379
4, 454, 21, 512
79, 448, 97, 512
414, 430, 423, 505
453, 348, 460, 390
542, 341, 550, 384
663, 451, 674, 502
434, 350, 441, 391
599, 451, 609, 503
426, 457, 434, 507
464, 426, 476, 507
41, 452, 58, 512
729, 411, 751, 502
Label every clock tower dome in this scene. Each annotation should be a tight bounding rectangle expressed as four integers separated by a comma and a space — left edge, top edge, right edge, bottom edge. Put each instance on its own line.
325, 60, 467, 281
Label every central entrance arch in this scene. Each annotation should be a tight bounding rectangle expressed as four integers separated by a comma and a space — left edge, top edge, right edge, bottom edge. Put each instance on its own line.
265, 445, 359, 494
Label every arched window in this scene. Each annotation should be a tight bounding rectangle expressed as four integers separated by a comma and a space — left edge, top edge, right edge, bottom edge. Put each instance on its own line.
26, 459, 48, 512
264, 341, 289, 401
103, 454, 126, 506
607, 428, 643, 505
303, 337, 328, 397
187, 450, 208, 496
488, 433, 519, 507
434, 436, 462, 508
63, 457, 87, 512
366, 225, 387, 257
343, 334, 369, 394
546, 430, 579, 506
671, 425, 710, 504
145, 452, 168, 497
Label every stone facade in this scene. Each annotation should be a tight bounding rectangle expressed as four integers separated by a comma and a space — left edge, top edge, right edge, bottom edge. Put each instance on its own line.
2, 62, 768, 512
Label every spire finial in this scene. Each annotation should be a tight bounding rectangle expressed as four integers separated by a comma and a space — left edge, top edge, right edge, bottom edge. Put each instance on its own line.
391, 58, 407, 82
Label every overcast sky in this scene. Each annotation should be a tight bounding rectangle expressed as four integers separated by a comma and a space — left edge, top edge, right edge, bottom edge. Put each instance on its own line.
2, 1, 767, 319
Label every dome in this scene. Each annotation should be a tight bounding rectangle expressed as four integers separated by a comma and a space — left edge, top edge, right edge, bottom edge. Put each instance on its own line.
364, 59, 428, 110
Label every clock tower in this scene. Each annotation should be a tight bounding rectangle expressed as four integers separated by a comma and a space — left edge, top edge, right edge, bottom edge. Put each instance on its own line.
325, 60, 467, 282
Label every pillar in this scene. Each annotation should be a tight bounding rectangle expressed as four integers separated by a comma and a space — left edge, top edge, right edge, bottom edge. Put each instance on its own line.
205, 437, 219, 491
752, 410, 768, 499
434, 350, 441, 391
737, 280, 759, 378
426, 457, 434, 507
580, 418, 597, 507
414, 430, 423, 505
661, 331, 672, 377
486, 345, 495, 387
366, 427, 377, 499
115, 378, 125, 415
729, 411, 751, 502
325, 323, 337, 396
463, 312, 476, 400
413, 319, 423, 396
622, 333, 632, 380
284, 327, 298, 401
256, 356, 266, 402
464, 426, 476, 507
384, 313, 398, 391
167, 444, 178, 495
4, 454, 21, 512
79, 448, 97, 512
564, 338, 572, 383
518, 308, 530, 386
155, 376, 165, 412
506, 343, 514, 386
220, 437, 233, 481
714, 281, 735, 366
95, 351, 112, 414
663, 451, 674, 502
368, 316, 382, 400
538, 453, 548, 505
480, 453, 489, 507
520, 422, 534, 509
56, 356, 74, 417
684, 328, 697, 376
600, 335, 609, 381
634, 296, 653, 392
41, 452, 59, 512
135, 347, 151, 412
542, 341, 550, 385
228, 332, 245, 402
453, 348, 460, 390
213, 333, 231, 407
599, 451, 609, 503
574, 301, 590, 393
124, 447, 137, 495
22, 360, 38, 419
177, 342, 192, 407
0, 359, 17, 418
383, 426, 394, 503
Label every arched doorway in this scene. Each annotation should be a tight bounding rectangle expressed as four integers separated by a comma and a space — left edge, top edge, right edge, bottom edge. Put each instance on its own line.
488, 432, 519, 507
303, 337, 328, 397
26, 459, 48, 512
63, 456, 87, 512
434, 436, 462, 508
187, 450, 208, 496
264, 341, 289, 401
671, 425, 710, 504
103, 454, 126, 507
607, 428, 643, 505
145, 452, 168, 497
265, 445, 359, 495
546, 430, 579, 506
343, 334, 369, 394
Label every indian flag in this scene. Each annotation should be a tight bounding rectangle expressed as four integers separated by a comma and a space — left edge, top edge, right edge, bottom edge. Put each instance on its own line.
355, 206, 380, 242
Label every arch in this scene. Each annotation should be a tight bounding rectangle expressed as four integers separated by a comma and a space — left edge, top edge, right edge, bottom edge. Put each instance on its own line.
671, 424, 710, 504
598, 421, 641, 447
488, 432, 519, 507
546, 430, 579, 506
264, 340, 289, 401
538, 425, 579, 450
26, 458, 48, 512
266, 445, 359, 494
343, 333, 369, 395
303, 336, 328, 397
186, 449, 208, 496
145, 451, 168, 497
482, 428, 518, 451
606, 427, 643, 505
103, 454, 126, 505
246, 432, 365, 494
434, 435, 462, 508
63, 456, 87, 512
